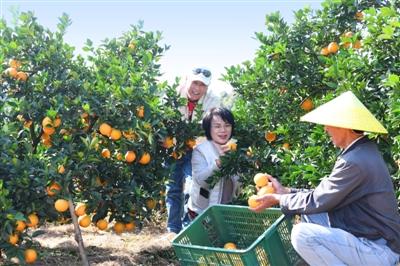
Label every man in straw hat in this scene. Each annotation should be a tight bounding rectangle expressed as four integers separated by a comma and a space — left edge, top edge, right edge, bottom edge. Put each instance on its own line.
250, 91, 400, 265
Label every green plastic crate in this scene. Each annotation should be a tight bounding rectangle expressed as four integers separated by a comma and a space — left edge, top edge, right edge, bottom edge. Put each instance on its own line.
172, 205, 301, 266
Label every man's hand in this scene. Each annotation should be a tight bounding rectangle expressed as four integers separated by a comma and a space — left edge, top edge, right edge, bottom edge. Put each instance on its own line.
249, 194, 281, 213
267, 175, 291, 194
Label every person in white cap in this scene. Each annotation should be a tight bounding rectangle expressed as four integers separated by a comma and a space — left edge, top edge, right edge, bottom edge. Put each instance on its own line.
166, 67, 221, 236
250, 91, 400, 265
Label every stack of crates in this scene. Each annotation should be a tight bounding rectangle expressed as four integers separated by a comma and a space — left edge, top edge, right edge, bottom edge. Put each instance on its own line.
172, 205, 302, 266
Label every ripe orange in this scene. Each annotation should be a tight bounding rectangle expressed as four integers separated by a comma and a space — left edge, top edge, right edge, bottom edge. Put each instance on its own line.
15, 220, 26, 232
254, 173, 269, 187
344, 31, 353, 38
78, 215, 91, 228
9, 59, 21, 69
43, 126, 55, 135
125, 150, 136, 163
24, 120, 32, 128
128, 42, 136, 50
171, 151, 183, 160
114, 222, 125, 234
42, 117, 53, 127
24, 248, 37, 264
264, 131, 277, 143
75, 203, 86, 217
224, 242, 237, 249
136, 106, 145, 118
16, 71, 28, 81
54, 199, 69, 212
110, 128, 122, 141
327, 42, 339, 54
125, 222, 136, 232
248, 195, 261, 208
352, 40, 362, 49
8, 234, 19, 245
101, 148, 111, 159
58, 165, 65, 174
53, 117, 62, 128
257, 184, 276, 196
42, 138, 52, 148
96, 219, 108, 230
4, 67, 18, 78
46, 182, 61, 196
185, 139, 196, 149
228, 141, 237, 151
26, 213, 39, 228
99, 123, 112, 137
355, 11, 364, 21
162, 136, 174, 149
139, 152, 151, 165
282, 142, 290, 150
300, 98, 314, 111
320, 47, 329, 56
146, 198, 156, 210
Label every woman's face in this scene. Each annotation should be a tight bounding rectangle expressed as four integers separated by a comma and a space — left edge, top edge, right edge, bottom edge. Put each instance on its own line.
210, 115, 232, 145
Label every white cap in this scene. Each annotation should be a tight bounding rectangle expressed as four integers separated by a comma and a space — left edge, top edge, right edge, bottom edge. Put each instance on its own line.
188, 67, 212, 86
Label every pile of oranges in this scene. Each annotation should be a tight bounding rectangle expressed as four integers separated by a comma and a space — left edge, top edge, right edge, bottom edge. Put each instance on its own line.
248, 173, 276, 209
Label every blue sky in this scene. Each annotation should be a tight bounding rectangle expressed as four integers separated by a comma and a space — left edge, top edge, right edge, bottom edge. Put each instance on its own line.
1, 0, 323, 89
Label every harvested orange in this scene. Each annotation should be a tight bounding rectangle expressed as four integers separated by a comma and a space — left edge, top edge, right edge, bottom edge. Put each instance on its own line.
224, 242, 237, 249
327, 42, 339, 54
264, 131, 276, 143
99, 123, 112, 137
75, 203, 86, 217
46, 182, 61, 196
125, 150, 136, 163
257, 184, 276, 196
248, 195, 261, 208
78, 215, 91, 228
300, 98, 314, 111
54, 199, 69, 212
96, 219, 108, 230
24, 248, 37, 264
26, 213, 39, 228
101, 148, 111, 159
114, 222, 125, 234
254, 173, 269, 187
139, 152, 151, 165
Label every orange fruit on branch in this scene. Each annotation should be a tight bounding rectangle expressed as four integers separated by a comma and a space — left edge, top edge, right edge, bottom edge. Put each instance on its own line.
24, 248, 37, 264
139, 152, 151, 165
55, 199, 69, 212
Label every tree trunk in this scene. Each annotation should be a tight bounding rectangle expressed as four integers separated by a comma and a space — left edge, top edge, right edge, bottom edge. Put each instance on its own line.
68, 199, 90, 266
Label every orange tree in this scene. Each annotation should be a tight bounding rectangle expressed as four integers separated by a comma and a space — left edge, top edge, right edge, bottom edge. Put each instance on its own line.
0, 12, 197, 263
217, 0, 400, 203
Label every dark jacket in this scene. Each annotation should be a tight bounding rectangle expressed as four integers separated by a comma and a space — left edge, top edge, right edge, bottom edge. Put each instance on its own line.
280, 137, 400, 254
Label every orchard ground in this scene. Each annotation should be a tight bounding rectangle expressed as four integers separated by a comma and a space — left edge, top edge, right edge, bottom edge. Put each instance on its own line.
0, 212, 179, 266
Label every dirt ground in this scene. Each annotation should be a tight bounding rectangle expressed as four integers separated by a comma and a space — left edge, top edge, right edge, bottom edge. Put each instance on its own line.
1, 217, 179, 266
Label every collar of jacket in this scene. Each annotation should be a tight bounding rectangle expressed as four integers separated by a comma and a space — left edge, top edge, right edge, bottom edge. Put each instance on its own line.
340, 136, 370, 156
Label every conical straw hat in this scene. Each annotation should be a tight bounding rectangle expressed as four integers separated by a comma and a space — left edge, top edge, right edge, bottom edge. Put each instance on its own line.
300, 91, 388, 134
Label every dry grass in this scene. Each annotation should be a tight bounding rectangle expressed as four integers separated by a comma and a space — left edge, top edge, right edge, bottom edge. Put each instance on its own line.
1, 216, 179, 266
